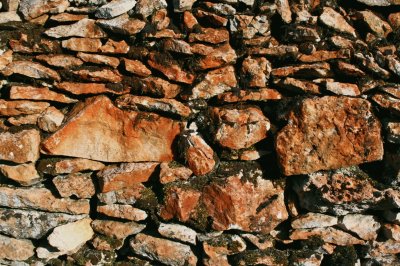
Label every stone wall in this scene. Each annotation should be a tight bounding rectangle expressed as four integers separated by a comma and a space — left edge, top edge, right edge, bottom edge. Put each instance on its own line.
0, 0, 399, 265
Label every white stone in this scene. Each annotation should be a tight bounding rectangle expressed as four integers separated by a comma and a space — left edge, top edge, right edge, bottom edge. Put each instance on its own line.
95, 0, 137, 18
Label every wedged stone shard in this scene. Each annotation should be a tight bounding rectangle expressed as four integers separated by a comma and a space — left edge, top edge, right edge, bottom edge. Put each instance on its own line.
130, 233, 197, 266
372, 93, 400, 116
276, 77, 320, 94
0, 129, 40, 163
44, 18, 107, 38
97, 204, 147, 221
241, 56, 271, 88
356, 10, 392, 37
276, 96, 383, 175
91, 220, 145, 239
37, 106, 65, 132
138, 77, 181, 98
99, 39, 129, 54
62, 37, 102, 52
77, 52, 120, 68
48, 218, 94, 252
41, 96, 182, 162
97, 184, 145, 204
97, 162, 158, 193
271, 62, 332, 78
56, 82, 130, 95
19, 0, 69, 20
38, 158, 105, 175
2, 61, 61, 81
203, 175, 288, 233
71, 68, 123, 83
0, 208, 87, 239
339, 214, 380, 240
53, 173, 96, 198
36, 54, 84, 69
7, 113, 40, 126
192, 43, 237, 70
319, 7, 356, 37
324, 81, 360, 96
122, 58, 151, 77
10, 86, 77, 103
97, 14, 145, 35
50, 13, 88, 22
290, 227, 365, 246
210, 106, 270, 150
189, 28, 229, 44
95, 0, 137, 19
0, 234, 34, 261
158, 223, 197, 245
291, 213, 338, 229
0, 163, 41, 186
217, 88, 282, 103
159, 162, 192, 184
0, 186, 90, 214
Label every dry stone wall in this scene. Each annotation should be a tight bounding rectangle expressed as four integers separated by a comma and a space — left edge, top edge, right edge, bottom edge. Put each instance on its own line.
0, 0, 399, 265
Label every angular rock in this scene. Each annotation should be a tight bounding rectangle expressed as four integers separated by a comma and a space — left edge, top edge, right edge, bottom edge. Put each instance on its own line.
48, 218, 94, 252
158, 223, 197, 245
231, 248, 288, 265
192, 43, 237, 70
319, 7, 356, 37
36, 54, 84, 69
130, 233, 197, 265
38, 158, 105, 175
0, 208, 86, 239
53, 173, 96, 198
91, 220, 145, 239
276, 0, 292, 23
381, 86, 400, 99
0, 186, 89, 214
339, 214, 380, 240
356, 10, 392, 37
203, 174, 288, 233
372, 93, 400, 116
163, 39, 192, 54
71, 68, 123, 83
0, 12, 21, 24
159, 162, 192, 184
290, 227, 365, 246
276, 96, 383, 175
45, 18, 107, 38
139, 77, 181, 98
56, 82, 130, 95
77, 52, 120, 68
291, 213, 338, 229
19, 0, 69, 20
325, 81, 360, 96
0, 129, 40, 163
2, 61, 61, 81
62, 37, 102, 52
383, 224, 400, 240
50, 13, 88, 22
99, 39, 129, 54
0, 163, 41, 186
241, 234, 274, 250
241, 56, 271, 88
210, 106, 270, 150
97, 204, 147, 221
122, 58, 151, 77
0, 234, 34, 261
97, 14, 145, 35
116, 94, 191, 117
188, 65, 237, 100
7, 113, 40, 126
276, 77, 320, 94
298, 50, 349, 63
134, 0, 167, 18
189, 28, 229, 44
217, 88, 282, 103
97, 184, 145, 204
10, 86, 77, 103
248, 45, 299, 58
355, 53, 390, 79
271, 62, 332, 78
37, 106, 64, 133
95, 0, 137, 19
97, 162, 158, 193
173, 0, 196, 12
0, 50, 13, 71
335, 61, 365, 77
203, 234, 246, 265
357, 0, 400, 5
386, 121, 400, 143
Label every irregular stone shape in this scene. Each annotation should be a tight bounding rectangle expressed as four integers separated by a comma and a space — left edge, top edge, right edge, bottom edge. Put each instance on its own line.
195, 9, 228, 27
372, 93, 400, 116
158, 223, 197, 245
241, 56, 271, 88
276, 77, 320, 94
325, 81, 360, 96
95, 0, 137, 18
188, 65, 237, 100
97, 162, 158, 193
97, 184, 145, 204
0, 50, 13, 71
53, 173, 95, 199
38, 158, 105, 175
241, 234, 274, 250
45, 18, 107, 38
48, 218, 94, 252
77, 52, 120, 68
189, 28, 229, 44
293, 167, 400, 215
211, 106, 270, 150
290, 227, 364, 246
147, 52, 195, 84
41, 96, 182, 162
248, 45, 299, 58
355, 53, 390, 79
276, 0, 292, 23
339, 214, 380, 240
203, 175, 288, 233
0, 12, 21, 24
159, 162, 192, 184
0, 186, 89, 214
383, 224, 400, 240
0, 208, 86, 239
298, 50, 349, 63
231, 248, 289, 266
138, 77, 181, 98
19, 0, 69, 20
357, 0, 400, 5
356, 10, 392, 37
134, 0, 167, 17
56, 82, 129, 95
271, 62, 332, 78
173, 0, 196, 12
50, 13, 88, 22
62, 37, 102, 52
163, 39, 192, 54
291, 213, 338, 229
71, 68, 122, 83
381, 86, 400, 99
192, 43, 237, 70
130, 233, 197, 266
319, 7, 356, 37
180, 130, 216, 176
276, 96, 383, 175
2, 61, 61, 81
99, 39, 129, 54
37, 106, 64, 133
36, 54, 83, 69
217, 88, 282, 103
91, 220, 145, 239
0, 129, 40, 163
203, 234, 246, 266
0, 163, 41, 186
7, 114, 40, 126
116, 95, 191, 117
386, 122, 400, 143
0, 234, 34, 261
10, 86, 77, 103
122, 58, 151, 77
97, 204, 147, 221
336, 61, 365, 77
97, 14, 145, 35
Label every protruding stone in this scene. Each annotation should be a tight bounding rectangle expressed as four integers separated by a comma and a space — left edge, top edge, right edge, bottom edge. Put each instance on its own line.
0, 12, 21, 23
0, 50, 13, 71
276, 77, 320, 94
36, 54, 84, 69
7, 113, 40, 126
158, 223, 197, 245
10, 86, 77, 103
356, 10, 392, 37
173, 0, 196, 12
276, 96, 383, 175
139, 77, 181, 98
130, 233, 197, 266
192, 43, 237, 70
290, 227, 365, 246
276, 0, 292, 23
45, 18, 107, 38
38, 158, 105, 175
2, 61, 61, 81
95, 0, 137, 19
271, 62, 332, 78
134, 0, 167, 18
0, 186, 89, 214
71, 68, 123, 83
37, 106, 64, 133
91, 220, 145, 239
122, 58, 151, 77
325, 81, 360, 96
19, 0, 69, 20
241, 56, 271, 88
53, 173, 96, 199
97, 204, 147, 221
292, 213, 338, 229
99, 39, 129, 54
386, 122, 400, 143
97, 14, 145, 35
97, 184, 145, 204
159, 162, 192, 184
0, 234, 34, 261
56, 82, 130, 95
211, 106, 270, 150
217, 88, 282, 103
77, 52, 120, 68
62, 37, 102, 52
189, 28, 229, 44
203, 234, 246, 266
50, 13, 88, 22
339, 214, 380, 240
0, 129, 40, 163
319, 7, 356, 37
0, 163, 41, 186
372, 93, 400, 116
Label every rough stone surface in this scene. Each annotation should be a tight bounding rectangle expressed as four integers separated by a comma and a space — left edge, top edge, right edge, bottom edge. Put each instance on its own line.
53, 173, 96, 198
0, 129, 40, 163
91, 220, 145, 239
37, 106, 65, 132
97, 204, 147, 221
339, 214, 380, 240
45, 18, 107, 38
2, 61, 61, 81
19, 0, 69, 20
95, 0, 137, 19
0, 163, 41, 186
158, 223, 197, 244
10, 86, 77, 103
0, 234, 34, 261
38, 158, 105, 175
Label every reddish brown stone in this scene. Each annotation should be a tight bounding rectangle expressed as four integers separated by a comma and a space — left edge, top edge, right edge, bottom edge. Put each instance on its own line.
325, 81, 360, 96
62, 37, 102, 52
41, 96, 182, 162
38, 158, 105, 175
97, 204, 147, 221
189, 28, 229, 44
44, 18, 107, 38
71, 68, 123, 83
0, 100, 49, 116
217, 88, 282, 103
372, 93, 400, 116
56, 82, 130, 95
37, 106, 65, 132
139, 77, 182, 98
290, 227, 365, 246
97, 184, 146, 205
97, 14, 146, 35
36, 54, 84, 69
241, 56, 271, 88
53, 173, 96, 199
19, 0, 69, 20
276, 77, 321, 94
159, 162, 192, 184
192, 43, 237, 70
298, 50, 349, 63
91, 220, 145, 239
2, 61, 61, 81
122, 58, 152, 77
99, 39, 129, 54
50, 13, 88, 22
0, 163, 41, 186
0, 129, 40, 163
0, 50, 13, 71
276, 96, 383, 175
77, 52, 120, 68
10, 86, 77, 103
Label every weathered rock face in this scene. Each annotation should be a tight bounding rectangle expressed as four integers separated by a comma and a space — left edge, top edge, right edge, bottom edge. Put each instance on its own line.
0, 129, 40, 163
276, 96, 383, 175
0, 234, 35, 261
41, 96, 182, 162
